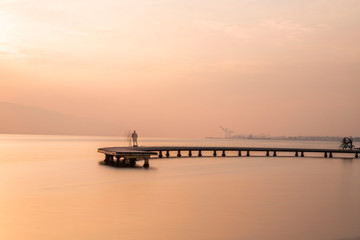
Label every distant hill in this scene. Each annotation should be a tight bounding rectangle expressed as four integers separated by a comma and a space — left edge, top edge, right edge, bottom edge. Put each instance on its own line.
0, 102, 122, 136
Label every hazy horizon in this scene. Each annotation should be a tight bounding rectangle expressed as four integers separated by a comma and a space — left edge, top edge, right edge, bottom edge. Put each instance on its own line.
1, 0, 359, 138
1, 101, 360, 139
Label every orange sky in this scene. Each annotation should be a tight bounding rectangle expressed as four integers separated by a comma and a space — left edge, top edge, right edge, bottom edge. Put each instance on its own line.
1, 0, 360, 137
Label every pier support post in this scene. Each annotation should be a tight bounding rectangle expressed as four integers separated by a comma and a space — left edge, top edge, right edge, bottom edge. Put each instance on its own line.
324, 152, 328, 158
301, 152, 304, 157
198, 150, 202, 157
116, 156, 121, 167
159, 151, 163, 158
166, 151, 170, 158
213, 150, 217, 157
222, 150, 226, 157
329, 152, 333, 158
238, 151, 241, 157
177, 150, 182, 157
295, 151, 298, 157
109, 155, 114, 165
247, 151, 250, 157
143, 158, 150, 168
266, 151, 269, 157
273, 151, 277, 157
188, 150, 192, 157
130, 158, 136, 167
356, 153, 359, 158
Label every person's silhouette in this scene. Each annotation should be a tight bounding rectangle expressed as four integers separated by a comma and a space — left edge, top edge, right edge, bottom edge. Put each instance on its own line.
131, 130, 138, 147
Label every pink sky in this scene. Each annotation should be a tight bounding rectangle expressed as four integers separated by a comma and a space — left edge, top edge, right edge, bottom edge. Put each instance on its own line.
1, 0, 359, 137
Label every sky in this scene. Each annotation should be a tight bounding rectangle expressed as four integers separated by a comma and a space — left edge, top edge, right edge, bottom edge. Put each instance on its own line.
1, 0, 359, 138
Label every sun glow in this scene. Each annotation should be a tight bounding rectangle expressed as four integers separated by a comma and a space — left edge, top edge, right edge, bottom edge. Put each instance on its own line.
0, 8, 19, 58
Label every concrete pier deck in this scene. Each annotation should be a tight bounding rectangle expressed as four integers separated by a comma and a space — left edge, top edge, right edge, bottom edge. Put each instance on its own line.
98, 146, 360, 167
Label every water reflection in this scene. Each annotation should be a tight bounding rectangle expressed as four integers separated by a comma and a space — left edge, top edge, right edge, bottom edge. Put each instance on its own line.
341, 158, 354, 163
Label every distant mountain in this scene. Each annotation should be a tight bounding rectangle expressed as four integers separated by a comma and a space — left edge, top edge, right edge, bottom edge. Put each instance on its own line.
0, 102, 122, 136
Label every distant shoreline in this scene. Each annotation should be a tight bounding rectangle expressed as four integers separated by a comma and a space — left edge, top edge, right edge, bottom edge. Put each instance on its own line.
206, 136, 360, 142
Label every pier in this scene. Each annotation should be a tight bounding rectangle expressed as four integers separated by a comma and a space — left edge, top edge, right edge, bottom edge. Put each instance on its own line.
98, 146, 360, 168
98, 147, 157, 168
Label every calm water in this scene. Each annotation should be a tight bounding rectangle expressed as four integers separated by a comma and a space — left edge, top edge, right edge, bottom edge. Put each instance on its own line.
0, 134, 360, 240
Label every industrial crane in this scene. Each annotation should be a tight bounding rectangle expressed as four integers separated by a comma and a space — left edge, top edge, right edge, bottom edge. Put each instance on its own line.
219, 126, 234, 139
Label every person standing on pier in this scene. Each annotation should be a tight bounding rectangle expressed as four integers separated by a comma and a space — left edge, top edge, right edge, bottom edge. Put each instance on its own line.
131, 130, 138, 147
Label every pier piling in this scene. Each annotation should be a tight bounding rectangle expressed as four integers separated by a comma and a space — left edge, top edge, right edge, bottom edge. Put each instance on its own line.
143, 158, 149, 168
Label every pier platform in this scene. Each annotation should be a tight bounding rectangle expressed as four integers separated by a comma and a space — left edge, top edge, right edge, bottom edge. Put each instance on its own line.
98, 147, 157, 168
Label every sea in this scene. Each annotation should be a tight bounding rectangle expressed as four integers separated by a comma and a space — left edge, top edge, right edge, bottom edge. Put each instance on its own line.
0, 134, 359, 240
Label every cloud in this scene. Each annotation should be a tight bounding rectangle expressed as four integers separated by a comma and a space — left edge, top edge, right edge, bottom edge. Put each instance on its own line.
261, 18, 311, 40
0, 43, 23, 58
194, 18, 326, 42
0, 0, 14, 6
261, 18, 310, 33
193, 20, 252, 41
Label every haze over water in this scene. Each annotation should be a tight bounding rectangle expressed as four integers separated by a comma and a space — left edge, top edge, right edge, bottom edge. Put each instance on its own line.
1, 134, 360, 240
